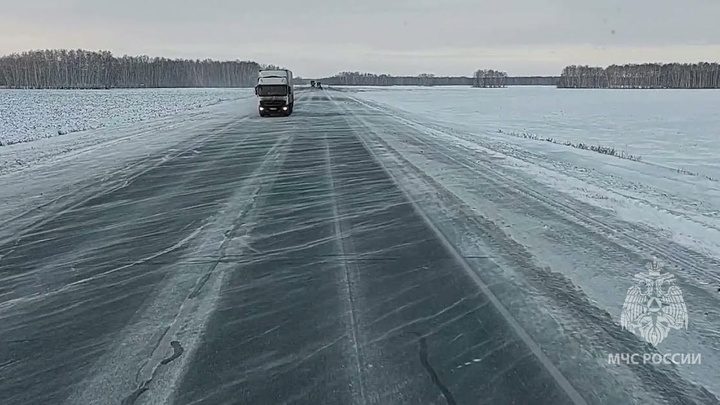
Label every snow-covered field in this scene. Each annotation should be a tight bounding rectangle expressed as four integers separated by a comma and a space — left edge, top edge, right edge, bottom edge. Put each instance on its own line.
0, 88, 254, 146
345, 86, 720, 179
346, 86, 720, 259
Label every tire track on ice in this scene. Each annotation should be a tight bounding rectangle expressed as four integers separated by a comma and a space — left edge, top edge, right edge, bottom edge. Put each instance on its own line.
0, 120, 245, 312
0, 221, 205, 314
0, 120, 246, 255
324, 134, 368, 405
64, 133, 292, 405
327, 92, 591, 405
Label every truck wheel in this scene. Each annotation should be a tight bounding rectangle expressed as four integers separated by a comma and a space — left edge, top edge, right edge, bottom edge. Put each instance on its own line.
288, 103, 294, 115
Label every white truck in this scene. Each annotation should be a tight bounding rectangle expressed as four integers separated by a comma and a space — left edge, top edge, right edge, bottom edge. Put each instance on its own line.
254, 69, 294, 117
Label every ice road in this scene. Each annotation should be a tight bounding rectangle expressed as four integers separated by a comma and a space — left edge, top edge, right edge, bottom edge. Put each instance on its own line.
0, 89, 717, 405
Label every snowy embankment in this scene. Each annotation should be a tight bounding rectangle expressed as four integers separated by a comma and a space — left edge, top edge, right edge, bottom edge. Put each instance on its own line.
0, 88, 254, 146
346, 86, 720, 261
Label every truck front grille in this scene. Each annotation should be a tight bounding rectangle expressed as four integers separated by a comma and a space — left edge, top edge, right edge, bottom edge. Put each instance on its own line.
260, 100, 286, 107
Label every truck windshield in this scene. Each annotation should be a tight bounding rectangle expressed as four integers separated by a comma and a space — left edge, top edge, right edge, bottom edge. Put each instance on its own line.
257, 85, 288, 96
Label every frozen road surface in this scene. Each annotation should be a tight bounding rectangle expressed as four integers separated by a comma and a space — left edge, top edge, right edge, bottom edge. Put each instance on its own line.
1, 89, 719, 405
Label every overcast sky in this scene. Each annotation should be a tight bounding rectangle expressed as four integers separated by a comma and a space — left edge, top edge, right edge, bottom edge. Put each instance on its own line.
2, 0, 719, 77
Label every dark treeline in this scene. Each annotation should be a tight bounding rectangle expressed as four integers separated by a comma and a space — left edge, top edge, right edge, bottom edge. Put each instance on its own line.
316, 71, 558, 86
318, 72, 473, 86
473, 69, 508, 87
558, 63, 720, 89
0, 49, 266, 89
507, 76, 558, 86
9, 50, 713, 90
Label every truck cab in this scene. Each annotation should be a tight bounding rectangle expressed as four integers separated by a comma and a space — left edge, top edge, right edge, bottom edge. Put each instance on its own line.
255, 69, 294, 117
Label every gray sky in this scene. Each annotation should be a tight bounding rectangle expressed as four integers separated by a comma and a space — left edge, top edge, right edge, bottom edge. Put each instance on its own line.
2, 0, 719, 77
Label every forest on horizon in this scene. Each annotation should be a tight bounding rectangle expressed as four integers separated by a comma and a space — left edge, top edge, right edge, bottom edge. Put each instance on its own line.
0, 49, 718, 89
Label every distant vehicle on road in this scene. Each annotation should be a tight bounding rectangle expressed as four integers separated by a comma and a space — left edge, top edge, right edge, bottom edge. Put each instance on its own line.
317, 81, 322, 89
255, 69, 294, 117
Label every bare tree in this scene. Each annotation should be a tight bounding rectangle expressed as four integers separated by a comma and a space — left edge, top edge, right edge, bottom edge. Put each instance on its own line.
473, 69, 508, 88
558, 62, 720, 89
0, 49, 263, 89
